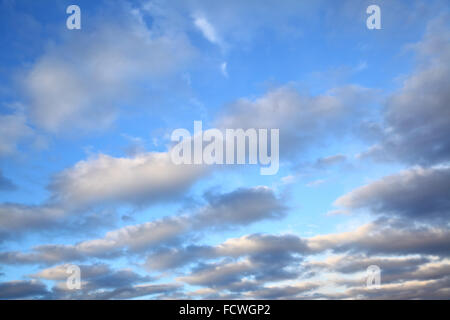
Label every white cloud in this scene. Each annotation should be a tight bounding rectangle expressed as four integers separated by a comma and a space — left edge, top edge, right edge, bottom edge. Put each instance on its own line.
194, 16, 223, 47
22, 7, 195, 132
220, 62, 228, 77
50, 152, 207, 208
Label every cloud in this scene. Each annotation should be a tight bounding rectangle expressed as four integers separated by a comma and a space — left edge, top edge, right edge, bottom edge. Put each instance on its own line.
192, 186, 287, 228
193, 16, 224, 48
308, 219, 450, 257
178, 260, 254, 287
342, 277, 450, 300
334, 166, 450, 222
32, 263, 152, 291
314, 154, 347, 168
0, 187, 285, 264
0, 280, 49, 299
24, 262, 180, 300
0, 202, 119, 244
308, 254, 430, 276
0, 204, 65, 242
363, 17, 450, 165
22, 4, 195, 132
220, 62, 228, 77
0, 148, 209, 242
243, 282, 319, 299
217, 84, 374, 160
146, 233, 309, 272
49, 152, 207, 208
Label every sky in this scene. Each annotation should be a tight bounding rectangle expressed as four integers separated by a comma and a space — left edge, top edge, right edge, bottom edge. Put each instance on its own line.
0, 0, 449, 299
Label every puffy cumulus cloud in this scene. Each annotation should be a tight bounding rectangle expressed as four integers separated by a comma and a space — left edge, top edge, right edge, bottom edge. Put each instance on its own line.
49, 152, 207, 208
22, 3, 195, 132
363, 17, 450, 165
217, 84, 375, 160
333, 166, 450, 222
0, 280, 49, 299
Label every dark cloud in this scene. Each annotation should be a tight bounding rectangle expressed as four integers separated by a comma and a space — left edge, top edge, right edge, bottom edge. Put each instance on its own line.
193, 187, 287, 228
343, 276, 450, 300
309, 254, 430, 276
0, 186, 286, 265
334, 167, 450, 222
0, 203, 117, 244
146, 233, 309, 271
244, 283, 319, 299
308, 218, 450, 257
24, 262, 179, 300
363, 17, 450, 165
0, 280, 49, 299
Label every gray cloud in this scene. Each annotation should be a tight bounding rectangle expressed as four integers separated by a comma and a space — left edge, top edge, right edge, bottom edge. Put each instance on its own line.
0, 280, 49, 299
314, 154, 347, 168
244, 283, 319, 299
146, 233, 309, 271
32, 263, 152, 292
21, 262, 179, 300
0, 203, 117, 244
217, 84, 375, 160
363, 17, 450, 165
334, 166, 450, 222
193, 186, 287, 228
0, 187, 286, 265
309, 254, 430, 276
341, 277, 450, 300
308, 219, 450, 256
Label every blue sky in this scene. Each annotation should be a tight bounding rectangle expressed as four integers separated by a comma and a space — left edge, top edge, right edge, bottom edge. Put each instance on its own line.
0, 0, 449, 299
